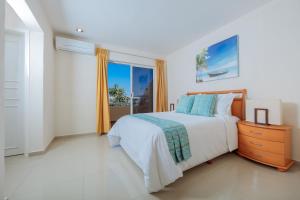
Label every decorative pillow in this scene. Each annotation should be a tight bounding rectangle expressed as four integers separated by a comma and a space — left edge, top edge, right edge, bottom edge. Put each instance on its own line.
190, 94, 217, 117
215, 93, 236, 116
176, 95, 195, 114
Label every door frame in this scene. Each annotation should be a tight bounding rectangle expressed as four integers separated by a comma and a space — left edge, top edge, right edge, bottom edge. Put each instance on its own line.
4, 29, 30, 156
108, 60, 156, 114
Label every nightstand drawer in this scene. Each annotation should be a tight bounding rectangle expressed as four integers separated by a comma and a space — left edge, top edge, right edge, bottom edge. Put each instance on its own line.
238, 123, 285, 142
239, 134, 284, 154
239, 146, 285, 166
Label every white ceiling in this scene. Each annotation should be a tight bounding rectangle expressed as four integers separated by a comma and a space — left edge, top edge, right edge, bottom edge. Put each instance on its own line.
40, 0, 272, 55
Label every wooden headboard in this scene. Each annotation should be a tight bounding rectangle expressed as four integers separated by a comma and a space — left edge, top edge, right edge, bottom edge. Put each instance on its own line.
187, 89, 247, 120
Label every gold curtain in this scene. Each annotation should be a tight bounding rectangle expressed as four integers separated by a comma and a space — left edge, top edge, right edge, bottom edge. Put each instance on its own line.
96, 48, 111, 134
155, 59, 168, 112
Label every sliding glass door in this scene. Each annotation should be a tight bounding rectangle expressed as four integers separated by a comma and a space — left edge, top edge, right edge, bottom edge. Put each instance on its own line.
108, 62, 154, 123
108, 63, 131, 123
132, 66, 153, 114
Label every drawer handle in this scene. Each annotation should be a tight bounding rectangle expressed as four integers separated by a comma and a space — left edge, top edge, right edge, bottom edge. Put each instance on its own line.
249, 141, 263, 147
250, 130, 262, 135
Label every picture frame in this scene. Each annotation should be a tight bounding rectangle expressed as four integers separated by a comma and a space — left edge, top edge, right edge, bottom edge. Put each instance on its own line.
196, 35, 239, 82
254, 108, 269, 125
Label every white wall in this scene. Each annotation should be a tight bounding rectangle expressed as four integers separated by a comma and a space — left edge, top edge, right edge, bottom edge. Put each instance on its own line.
5, 3, 27, 31
0, 0, 5, 197
166, 0, 300, 161
55, 51, 97, 136
55, 45, 158, 136
26, 0, 55, 150
103, 43, 158, 67
27, 31, 44, 152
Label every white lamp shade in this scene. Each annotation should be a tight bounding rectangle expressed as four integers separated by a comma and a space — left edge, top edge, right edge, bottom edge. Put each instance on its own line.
246, 99, 283, 125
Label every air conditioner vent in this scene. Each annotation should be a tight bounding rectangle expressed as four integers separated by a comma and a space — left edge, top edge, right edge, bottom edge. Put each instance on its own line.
55, 36, 95, 55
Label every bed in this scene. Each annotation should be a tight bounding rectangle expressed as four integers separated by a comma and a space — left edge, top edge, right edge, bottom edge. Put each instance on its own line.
108, 89, 247, 192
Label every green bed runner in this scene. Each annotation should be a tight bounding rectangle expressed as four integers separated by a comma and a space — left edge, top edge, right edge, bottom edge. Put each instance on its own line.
132, 114, 191, 164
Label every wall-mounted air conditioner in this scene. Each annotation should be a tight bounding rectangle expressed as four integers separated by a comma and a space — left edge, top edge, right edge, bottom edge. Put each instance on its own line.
55, 36, 95, 55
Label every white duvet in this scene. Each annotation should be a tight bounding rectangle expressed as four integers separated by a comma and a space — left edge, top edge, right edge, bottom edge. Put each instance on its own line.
108, 112, 239, 192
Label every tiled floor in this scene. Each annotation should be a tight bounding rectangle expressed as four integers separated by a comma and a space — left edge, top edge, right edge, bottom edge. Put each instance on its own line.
4, 134, 300, 200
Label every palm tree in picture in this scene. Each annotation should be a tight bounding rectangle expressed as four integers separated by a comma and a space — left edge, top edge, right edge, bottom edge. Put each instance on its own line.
196, 48, 208, 71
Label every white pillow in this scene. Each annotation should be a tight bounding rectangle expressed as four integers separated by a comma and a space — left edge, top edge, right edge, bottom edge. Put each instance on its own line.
215, 93, 236, 116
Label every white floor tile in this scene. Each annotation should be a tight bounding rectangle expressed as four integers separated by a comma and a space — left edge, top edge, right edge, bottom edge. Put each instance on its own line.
4, 134, 300, 200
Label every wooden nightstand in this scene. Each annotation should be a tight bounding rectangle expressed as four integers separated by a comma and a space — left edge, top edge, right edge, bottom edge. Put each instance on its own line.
238, 121, 294, 172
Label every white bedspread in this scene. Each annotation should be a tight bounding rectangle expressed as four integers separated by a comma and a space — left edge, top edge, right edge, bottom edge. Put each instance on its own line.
108, 112, 239, 192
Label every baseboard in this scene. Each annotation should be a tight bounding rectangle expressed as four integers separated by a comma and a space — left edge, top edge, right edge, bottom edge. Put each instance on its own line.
27, 133, 96, 156
28, 150, 45, 156
55, 132, 96, 139
27, 138, 53, 156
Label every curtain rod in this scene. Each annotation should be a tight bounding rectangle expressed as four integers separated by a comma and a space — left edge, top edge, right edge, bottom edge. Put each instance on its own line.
108, 59, 155, 68
109, 49, 157, 61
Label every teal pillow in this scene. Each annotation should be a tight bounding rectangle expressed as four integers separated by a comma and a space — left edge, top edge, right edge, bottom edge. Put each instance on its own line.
190, 94, 217, 117
176, 95, 195, 114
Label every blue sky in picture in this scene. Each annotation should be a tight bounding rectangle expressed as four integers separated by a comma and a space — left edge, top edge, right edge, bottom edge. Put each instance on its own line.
206, 35, 238, 71
108, 62, 130, 96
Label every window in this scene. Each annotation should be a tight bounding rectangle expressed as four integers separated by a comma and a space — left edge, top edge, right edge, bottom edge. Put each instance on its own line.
108, 62, 154, 123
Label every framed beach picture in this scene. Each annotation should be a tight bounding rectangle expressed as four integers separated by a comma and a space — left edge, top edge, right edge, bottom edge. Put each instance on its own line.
196, 35, 239, 82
